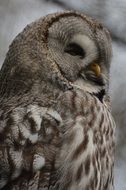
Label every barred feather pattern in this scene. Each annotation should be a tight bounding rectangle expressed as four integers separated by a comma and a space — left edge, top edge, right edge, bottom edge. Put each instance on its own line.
0, 88, 115, 190
50, 89, 115, 190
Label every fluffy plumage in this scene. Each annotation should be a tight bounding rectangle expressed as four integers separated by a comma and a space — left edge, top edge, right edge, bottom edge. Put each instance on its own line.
0, 11, 115, 190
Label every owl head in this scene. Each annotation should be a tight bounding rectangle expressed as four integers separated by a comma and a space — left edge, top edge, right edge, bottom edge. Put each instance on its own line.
47, 12, 112, 98
0, 11, 112, 102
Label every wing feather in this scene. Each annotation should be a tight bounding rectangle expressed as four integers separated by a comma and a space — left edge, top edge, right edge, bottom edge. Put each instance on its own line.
0, 104, 62, 189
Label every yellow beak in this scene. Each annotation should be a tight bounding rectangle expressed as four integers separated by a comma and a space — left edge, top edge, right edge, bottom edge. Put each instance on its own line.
89, 63, 101, 77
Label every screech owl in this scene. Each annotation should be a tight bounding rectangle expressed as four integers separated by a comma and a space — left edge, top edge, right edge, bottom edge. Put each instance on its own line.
0, 11, 115, 190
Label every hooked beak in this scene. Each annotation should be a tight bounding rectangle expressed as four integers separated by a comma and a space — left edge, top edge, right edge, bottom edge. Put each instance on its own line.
88, 63, 101, 77
80, 63, 104, 86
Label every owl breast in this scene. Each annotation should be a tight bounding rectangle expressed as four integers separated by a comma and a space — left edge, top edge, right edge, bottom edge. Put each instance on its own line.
50, 89, 115, 190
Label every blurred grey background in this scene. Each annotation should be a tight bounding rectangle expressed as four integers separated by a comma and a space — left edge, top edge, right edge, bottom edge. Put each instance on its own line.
0, 0, 126, 189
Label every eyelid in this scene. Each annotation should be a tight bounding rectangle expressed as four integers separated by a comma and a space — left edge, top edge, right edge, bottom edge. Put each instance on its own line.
71, 34, 98, 62
65, 42, 85, 59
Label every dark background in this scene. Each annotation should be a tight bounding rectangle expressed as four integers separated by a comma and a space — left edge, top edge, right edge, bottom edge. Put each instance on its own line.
0, 1, 126, 189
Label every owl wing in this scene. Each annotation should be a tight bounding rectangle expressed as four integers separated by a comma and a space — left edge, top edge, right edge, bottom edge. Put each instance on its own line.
0, 103, 62, 190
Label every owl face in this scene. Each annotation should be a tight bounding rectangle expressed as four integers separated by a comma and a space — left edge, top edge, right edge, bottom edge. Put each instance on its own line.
47, 13, 112, 97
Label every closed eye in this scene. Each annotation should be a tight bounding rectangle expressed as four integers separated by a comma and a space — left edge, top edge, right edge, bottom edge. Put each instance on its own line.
65, 43, 85, 59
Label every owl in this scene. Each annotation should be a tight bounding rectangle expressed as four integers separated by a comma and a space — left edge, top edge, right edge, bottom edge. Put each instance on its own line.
0, 11, 115, 190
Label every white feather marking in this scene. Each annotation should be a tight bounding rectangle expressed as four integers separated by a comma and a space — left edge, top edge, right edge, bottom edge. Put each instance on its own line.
86, 130, 94, 153
27, 105, 42, 131
33, 113, 42, 131
33, 155, 45, 171
19, 123, 30, 139
46, 127, 53, 135
29, 133, 38, 144
72, 79, 102, 94
47, 109, 62, 123
27, 105, 47, 115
